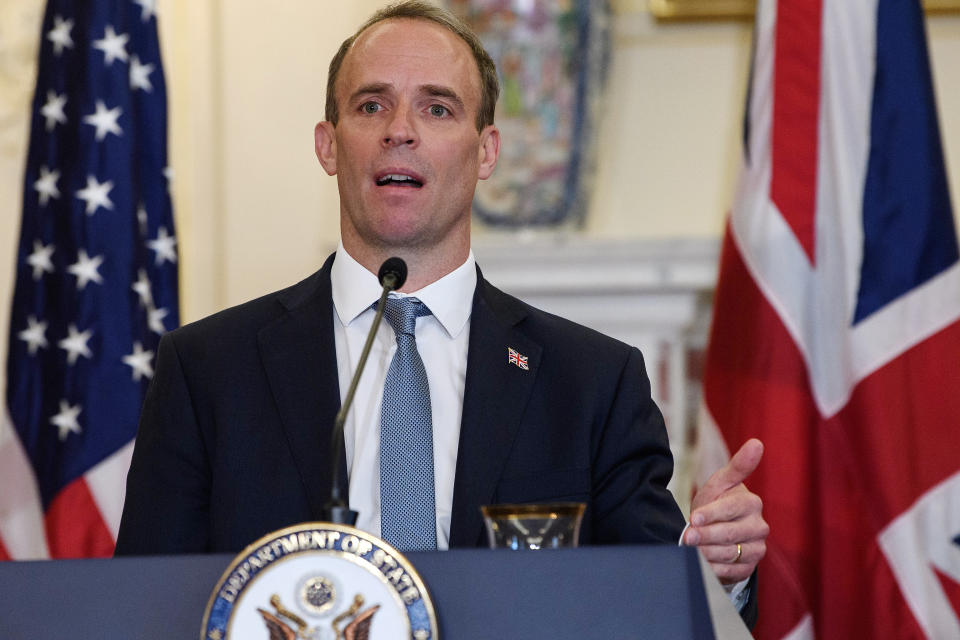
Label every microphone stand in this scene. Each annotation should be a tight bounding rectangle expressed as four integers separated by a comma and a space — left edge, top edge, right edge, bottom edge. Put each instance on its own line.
324, 265, 404, 525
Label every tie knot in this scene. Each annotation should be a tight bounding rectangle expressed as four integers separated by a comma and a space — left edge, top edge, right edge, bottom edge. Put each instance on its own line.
383, 296, 431, 337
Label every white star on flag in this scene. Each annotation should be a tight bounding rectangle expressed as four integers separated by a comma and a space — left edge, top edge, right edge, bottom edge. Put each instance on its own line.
163, 166, 174, 192
122, 342, 155, 381
34, 166, 61, 206
75, 175, 114, 215
40, 91, 68, 132
50, 400, 82, 441
27, 240, 55, 280
137, 204, 149, 235
18, 316, 49, 355
133, 0, 157, 22
67, 249, 105, 290
147, 227, 177, 265
129, 55, 154, 92
83, 100, 123, 141
47, 15, 74, 56
92, 25, 129, 66
58, 324, 94, 366
132, 268, 153, 307
148, 307, 169, 335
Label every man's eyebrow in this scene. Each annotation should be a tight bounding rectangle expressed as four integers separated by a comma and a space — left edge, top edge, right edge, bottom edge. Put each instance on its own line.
348, 82, 392, 104
421, 85, 465, 111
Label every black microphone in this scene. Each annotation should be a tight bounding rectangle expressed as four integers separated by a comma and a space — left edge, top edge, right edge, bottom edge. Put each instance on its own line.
324, 257, 408, 525
378, 257, 407, 292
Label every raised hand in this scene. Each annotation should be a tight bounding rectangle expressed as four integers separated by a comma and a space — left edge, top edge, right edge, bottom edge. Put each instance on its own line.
683, 438, 769, 584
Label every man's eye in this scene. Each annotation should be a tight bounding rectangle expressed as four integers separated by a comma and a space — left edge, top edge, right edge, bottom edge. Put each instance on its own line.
361, 102, 381, 114
429, 105, 449, 117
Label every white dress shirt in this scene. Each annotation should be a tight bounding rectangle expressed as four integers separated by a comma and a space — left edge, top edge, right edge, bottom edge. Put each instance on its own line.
331, 243, 475, 549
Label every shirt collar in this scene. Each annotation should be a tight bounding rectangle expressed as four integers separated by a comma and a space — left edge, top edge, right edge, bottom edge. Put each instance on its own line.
331, 242, 476, 338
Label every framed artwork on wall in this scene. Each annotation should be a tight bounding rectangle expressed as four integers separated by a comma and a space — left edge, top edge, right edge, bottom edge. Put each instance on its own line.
450, 0, 612, 228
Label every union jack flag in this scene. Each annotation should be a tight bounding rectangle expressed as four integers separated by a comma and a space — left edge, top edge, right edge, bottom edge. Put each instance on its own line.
0, 0, 178, 559
697, 1, 960, 637
507, 347, 529, 370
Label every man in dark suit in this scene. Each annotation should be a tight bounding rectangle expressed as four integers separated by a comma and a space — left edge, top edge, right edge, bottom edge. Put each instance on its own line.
115, 253, 688, 552
116, 0, 767, 622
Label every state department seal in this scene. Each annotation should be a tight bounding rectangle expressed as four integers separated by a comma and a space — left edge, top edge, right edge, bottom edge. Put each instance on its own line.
200, 523, 438, 640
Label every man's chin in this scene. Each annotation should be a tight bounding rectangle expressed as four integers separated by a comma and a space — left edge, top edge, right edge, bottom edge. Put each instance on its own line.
369, 213, 440, 245
343, 205, 469, 256
373, 230, 436, 252
371, 223, 469, 257
374, 189, 428, 211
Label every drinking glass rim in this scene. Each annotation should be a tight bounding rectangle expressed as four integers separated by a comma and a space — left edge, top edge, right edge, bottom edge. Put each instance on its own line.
480, 502, 586, 519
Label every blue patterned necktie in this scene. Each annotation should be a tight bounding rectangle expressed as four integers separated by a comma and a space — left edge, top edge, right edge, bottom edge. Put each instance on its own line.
379, 296, 437, 550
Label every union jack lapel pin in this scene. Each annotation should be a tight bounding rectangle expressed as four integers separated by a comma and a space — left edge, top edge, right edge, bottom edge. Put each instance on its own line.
507, 347, 529, 370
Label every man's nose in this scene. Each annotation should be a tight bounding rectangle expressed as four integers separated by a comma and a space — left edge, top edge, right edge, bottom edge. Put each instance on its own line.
382, 104, 418, 148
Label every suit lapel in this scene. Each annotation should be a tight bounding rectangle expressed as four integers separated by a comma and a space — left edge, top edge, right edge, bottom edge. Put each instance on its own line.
450, 274, 542, 546
258, 256, 345, 519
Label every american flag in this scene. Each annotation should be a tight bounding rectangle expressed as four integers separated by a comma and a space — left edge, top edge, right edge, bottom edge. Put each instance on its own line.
0, 0, 178, 559
698, 0, 960, 637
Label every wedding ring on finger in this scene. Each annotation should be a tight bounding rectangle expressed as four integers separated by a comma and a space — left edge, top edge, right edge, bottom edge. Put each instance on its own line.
733, 543, 742, 563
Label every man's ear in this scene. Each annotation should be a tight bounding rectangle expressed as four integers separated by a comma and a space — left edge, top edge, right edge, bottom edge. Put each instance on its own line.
314, 121, 337, 175
477, 124, 500, 180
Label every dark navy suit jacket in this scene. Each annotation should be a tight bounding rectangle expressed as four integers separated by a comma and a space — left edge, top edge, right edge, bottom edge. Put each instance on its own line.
116, 254, 759, 627
116, 254, 686, 553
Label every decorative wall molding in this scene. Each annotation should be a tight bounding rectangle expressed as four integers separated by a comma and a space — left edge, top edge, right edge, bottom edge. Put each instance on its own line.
474, 234, 718, 343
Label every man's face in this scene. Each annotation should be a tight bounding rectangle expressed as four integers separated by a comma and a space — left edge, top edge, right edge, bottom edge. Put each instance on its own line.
315, 18, 499, 262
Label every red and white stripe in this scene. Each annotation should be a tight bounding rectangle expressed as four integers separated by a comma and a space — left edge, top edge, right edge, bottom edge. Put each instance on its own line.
0, 407, 131, 559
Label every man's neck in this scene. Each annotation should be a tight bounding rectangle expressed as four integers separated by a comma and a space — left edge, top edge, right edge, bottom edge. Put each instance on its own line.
340, 239, 471, 293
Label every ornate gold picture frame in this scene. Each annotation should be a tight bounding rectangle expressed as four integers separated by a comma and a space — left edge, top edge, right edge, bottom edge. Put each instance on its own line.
650, 0, 960, 20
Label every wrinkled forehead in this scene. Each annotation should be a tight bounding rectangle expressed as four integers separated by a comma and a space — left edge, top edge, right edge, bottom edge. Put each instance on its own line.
337, 18, 482, 104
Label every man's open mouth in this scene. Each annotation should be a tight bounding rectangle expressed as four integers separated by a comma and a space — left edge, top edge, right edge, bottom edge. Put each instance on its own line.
375, 173, 424, 188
